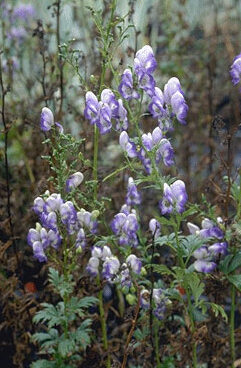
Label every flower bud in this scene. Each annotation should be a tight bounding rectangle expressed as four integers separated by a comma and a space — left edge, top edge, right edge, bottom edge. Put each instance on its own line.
126, 294, 136, 305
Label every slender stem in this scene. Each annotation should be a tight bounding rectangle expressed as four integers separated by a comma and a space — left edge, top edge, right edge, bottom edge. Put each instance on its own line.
230, 284, 236, 368
97, 276, 111, 368
154, 322, 161, 368
121, 282, 141, 368
56, 0, 63, 116
174, 220, 197, 368
149, 232, 156, 361
0, 54, 19, 267
93, 125, 99, 201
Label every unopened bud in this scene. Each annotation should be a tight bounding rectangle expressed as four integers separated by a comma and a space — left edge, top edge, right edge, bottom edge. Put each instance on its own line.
126, 294, 136, 305
141, 267, 147, 276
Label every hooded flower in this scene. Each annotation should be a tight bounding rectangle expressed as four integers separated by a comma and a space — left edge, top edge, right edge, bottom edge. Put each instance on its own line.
119, 69, 140, 100
66, 172, 84, 192
159, 180, 188, 214
230, 53, 241, 86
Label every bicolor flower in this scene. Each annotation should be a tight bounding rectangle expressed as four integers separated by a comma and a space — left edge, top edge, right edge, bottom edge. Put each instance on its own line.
142, 127, 163, 151
163, 77, 184, 104
102, 256, 120, 281
134, 45, 157, 76
118, 69, 140, 100
86, 257, 99, 276
156, 139, 174, 167
66, 172, 84, 192
119, 131, 138, 158
187, 218, 224, 239
126, 254, 142, 274
75, 228, 86, 249
60, 201, 78, 234
114, 99, 128, 131
149, 87, 166, 119
77, 209, 98, 234
126, 177, 141, 206
40, 107, 55, 131
170, 91, 188, 125
159, 180, 188, 214
230, 53, 241, 85
111, 212, 139, 247
149, 218, 161, 239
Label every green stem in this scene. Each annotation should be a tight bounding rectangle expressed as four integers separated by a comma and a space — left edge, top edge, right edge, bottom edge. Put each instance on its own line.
174, 220, 197, 368
230, 284, 236, 368
93, 124, 99, 201
97, 276, 111, 368
154, 321, 161, 367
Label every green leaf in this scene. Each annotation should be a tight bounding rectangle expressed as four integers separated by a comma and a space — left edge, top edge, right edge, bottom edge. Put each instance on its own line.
31, 360, 56, 368
227, 274, 241, 292
146, 264, 174, 276
209, 302, 228, 322
58, 338, 75, 358
186, 273, 205, 305
220, 252, 241, 274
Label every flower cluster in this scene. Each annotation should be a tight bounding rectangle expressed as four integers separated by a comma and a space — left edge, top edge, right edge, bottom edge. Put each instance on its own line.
230, 52, 241, 86
159, 180, 188, 214
187, 218, 227, 273
140, 288, 170, 320
40, 107, 63, 133
4, 3, 36, 43
12, 4, 35, 21
84, 89, 128, 134
86, 245, 141, 285
27, 191, 98, 262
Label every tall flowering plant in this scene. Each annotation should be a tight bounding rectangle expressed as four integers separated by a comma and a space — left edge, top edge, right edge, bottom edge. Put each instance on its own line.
26, 3, 241, 365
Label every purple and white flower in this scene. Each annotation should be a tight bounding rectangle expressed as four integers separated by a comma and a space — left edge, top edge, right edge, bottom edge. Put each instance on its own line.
149, 218, 161, 239
119, 131, 138, 158
40, 107, 54, 132
75, 228, 86, 249
60, 201, 78, 234
156, 139, 174, 167
134, 45, 157, 76
118, 69, 140, 100
66, 172, 84, 192
111, 211, 139, 247
86, 257, 100, 276
163, 77, 184, 105
126, 177, 141, 206
77, 209, 98, 234
170, 91, 188, 125
102, 256, 120, 281
149, 87, 166, 119
230, 53, 241, 85
142, 127, 163, 151
126, 254, 142, 274
159, 180, 188, 214
187, 218, 224, 239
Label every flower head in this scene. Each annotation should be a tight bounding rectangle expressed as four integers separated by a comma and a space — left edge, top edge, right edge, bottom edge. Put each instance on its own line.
119, 69, 140, 100
66, 172, 84, 192
40, 107, 54, 131
159, 180, 188, 214
230, 53, 241, 85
